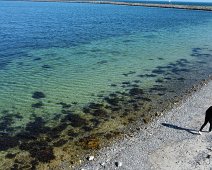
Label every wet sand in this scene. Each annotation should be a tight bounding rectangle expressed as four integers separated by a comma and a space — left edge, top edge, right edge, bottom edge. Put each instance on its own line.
76, 78, 212, 170
31, 0, 212, 11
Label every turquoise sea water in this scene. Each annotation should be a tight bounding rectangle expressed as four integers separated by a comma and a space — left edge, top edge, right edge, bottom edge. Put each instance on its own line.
0, 1, 212, 169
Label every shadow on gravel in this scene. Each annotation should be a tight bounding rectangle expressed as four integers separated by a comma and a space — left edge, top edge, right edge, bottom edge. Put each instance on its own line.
161, 123, 200, 135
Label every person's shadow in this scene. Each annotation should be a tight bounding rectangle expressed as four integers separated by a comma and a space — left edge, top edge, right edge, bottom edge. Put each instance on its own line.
161, 123, 200, 135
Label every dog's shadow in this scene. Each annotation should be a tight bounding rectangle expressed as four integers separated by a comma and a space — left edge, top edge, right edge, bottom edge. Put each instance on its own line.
161, 123, 200, 135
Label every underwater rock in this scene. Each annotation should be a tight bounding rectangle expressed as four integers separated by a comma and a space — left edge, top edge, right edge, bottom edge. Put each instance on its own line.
129, 88, 144, 96
91, 48, 101, 53
32, 91, 45, 99
90, 118, 100, 128
122, 71, 136, 77
42, 64, 51, 69
164, 77, 172, 80
20, 140, 55, 163
123, 39, 134, 43
150, 85, 167, 92
97, 60, 108, 64
122, 81, 131, 85
192, 47, 202, 53
171, 68, 190, 74
53, 139, 67, 147
142, 97, 151, 102
67, 130, 79, 138
31, 101, 43, 108
88, 103, 104, 109
179, 58, 189, 63
25, 117, 50, 136
78, 135, 100, 150
17, 62, 23, 66
131, 84, 139, 88
110, 84, 117, 87
33, 147, 55, 163
5, 153, 16, 159
105, 133, 114, 140
109, 93, 117, 98
58, 102, 72, 109
11, 163, 19, 170
152, 69, 165, 74
0, 134, 19, 151
138, 74, 145, 77
83, 107, 91, 114
30, 159, 39, 170
82, 126, 93, 132
52, 114, 61, 120
0, 113, 14, 132
65, 114, 87, 127
51, 123, 68, 134
16, 132, 37, 140
144, 74, 157, 77
92, 109, 108, 118
155, 78, 164, 83
104, 97, 120, 106
177, 77, 185, 81
33, 57, 41, 61
128, 118, 135, 123
134, 80, 141, 83
133, 103, 140, 111
61, 109, 72, 114
110, 106, 122, 112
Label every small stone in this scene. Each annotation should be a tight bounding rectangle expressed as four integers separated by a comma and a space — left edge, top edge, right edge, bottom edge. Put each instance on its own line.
115, 161, 122, 167
136, 127, 141, 131
87, 156, 94, 161
100, 162, 105, 166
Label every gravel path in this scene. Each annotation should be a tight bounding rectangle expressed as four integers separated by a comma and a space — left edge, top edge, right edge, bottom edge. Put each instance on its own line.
76, 80, 212, 170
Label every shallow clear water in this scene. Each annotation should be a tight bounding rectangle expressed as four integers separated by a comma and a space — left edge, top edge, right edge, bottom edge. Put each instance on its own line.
0, 1, 212, 169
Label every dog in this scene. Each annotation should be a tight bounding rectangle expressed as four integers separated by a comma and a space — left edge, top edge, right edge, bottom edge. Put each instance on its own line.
199, 106, 212, 135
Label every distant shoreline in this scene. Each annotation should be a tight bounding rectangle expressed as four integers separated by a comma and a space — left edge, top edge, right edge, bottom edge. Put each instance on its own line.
29, 0, 212, 11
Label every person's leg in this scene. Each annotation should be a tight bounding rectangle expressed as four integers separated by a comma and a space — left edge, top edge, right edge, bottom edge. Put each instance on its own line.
209, 120, 212, 132
199, 119, 208, 135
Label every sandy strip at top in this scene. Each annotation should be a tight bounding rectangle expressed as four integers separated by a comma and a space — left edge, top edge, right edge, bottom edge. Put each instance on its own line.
31, 0, 212, 11
75, 79, 212, 169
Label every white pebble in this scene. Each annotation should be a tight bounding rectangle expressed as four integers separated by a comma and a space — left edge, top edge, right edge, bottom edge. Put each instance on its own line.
87, 156, 94, 161
100, 162, 105, 166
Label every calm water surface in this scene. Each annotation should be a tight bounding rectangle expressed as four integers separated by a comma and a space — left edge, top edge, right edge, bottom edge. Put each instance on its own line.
0, 1, 212, 169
